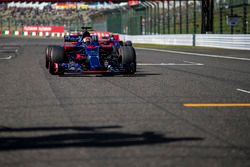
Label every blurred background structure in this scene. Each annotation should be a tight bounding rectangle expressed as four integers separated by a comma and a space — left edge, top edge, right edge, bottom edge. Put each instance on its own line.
0, 2, 91, 33
0, 0, 249, 35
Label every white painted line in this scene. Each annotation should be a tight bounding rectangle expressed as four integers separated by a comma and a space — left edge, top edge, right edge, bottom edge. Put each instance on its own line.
0, 49, 18, 54
138, 61, 204, 66
0, 56, 12, 60
237, 88, 250, 94
183, 61, 204, 65
136, 48, 250, 61
137, 62, 203, 66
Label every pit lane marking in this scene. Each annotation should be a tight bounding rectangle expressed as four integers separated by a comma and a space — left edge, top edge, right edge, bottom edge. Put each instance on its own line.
137, 61, 204, 66
136, 48, 250, 61
184, 103, 250, 107
237, 89, 250, 94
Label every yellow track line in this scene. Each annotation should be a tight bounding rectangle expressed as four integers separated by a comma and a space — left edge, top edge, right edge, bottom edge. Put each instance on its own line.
184, 103, 250, 107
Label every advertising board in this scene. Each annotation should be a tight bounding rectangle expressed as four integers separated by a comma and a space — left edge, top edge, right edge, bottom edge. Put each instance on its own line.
23, 26, 64, 33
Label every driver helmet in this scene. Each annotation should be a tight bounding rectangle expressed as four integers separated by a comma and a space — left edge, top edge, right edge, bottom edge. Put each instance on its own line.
83, 37, 91, 45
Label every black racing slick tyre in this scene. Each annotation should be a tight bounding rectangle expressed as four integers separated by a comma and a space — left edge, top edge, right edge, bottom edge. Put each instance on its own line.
120, 46, 136, 74
49, 46, 64, 75
125, 40, 132, 46
45, 45, 57, 69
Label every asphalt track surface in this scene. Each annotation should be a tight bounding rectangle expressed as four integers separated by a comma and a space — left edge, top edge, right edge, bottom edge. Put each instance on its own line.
0, 36, 250, 167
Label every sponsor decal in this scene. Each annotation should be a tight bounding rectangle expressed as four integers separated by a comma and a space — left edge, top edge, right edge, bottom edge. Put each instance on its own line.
23, 26, 64, 32
128, 0, 139, 6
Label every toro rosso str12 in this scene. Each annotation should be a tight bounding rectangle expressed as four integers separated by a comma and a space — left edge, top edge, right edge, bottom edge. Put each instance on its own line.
45, 30, 136, 75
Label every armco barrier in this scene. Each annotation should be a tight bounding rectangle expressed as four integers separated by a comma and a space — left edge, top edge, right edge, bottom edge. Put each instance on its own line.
1, 32, 250, 50
195, 34, 250, 50
120, 34, 250, 50
119, 34, 193, 46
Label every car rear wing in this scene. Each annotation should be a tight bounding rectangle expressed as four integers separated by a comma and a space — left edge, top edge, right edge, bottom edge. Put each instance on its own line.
64, 35, 80, 42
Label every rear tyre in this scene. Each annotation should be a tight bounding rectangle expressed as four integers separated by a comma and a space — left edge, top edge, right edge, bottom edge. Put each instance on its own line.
49, 46, 65, 75
119, 46, 136, 74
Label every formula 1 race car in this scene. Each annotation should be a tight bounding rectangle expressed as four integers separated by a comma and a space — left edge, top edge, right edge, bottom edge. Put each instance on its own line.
45, 29, 136, 75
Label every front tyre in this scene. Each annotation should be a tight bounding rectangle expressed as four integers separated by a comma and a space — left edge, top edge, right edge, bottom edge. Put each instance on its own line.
45, 45, 57, 69
119, 46, 136, 74
49, 61, 56, 75
125, 40, 132, 46
49, 46, 65, 75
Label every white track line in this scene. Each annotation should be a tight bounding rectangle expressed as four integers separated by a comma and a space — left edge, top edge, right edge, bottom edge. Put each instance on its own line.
0, 50, 15, 53
137, 63, 203, 66
136, 48, 250, 61
183, 61, 204, 65
0, 56, 12, 60
138, 61, 204, 66
237, 88, 250, 94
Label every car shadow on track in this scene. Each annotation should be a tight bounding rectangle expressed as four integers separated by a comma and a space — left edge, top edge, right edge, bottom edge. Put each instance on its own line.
58, 72, 161, 78
0, 125, 203, 151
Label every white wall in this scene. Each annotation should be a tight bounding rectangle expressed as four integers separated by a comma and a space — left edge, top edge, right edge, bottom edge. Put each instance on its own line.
120, 34, 250, 50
